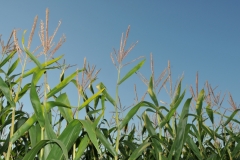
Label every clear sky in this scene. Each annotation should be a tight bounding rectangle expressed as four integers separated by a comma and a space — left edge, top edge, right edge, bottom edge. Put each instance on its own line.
1, 1, 240, 118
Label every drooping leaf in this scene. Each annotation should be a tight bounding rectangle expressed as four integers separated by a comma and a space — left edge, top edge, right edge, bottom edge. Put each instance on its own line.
46, 120, 82, 159
56, 93, 73, 123
96, 82, 116, 106
23, 139, 68, 160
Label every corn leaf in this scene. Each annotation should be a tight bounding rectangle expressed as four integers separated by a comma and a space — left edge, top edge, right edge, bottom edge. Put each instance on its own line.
96, 128, 118, 156
196, 89, 204, 116
47, 69, 83, 98
0, 50, 17, 68
79, 120, 100, 153
168, 98, 192, 160
159, 90, 185, 128
96, 82, 116, 106
7, 58, 19, 76
22, 30, 42, 69
147, 76, 158, 106
46, 120, 82, 159
206, 104, 214, 124
23, 139, 68, 160
0, 77, 15, 108
15, 55, 63, 83
77, 88, 105, 111
56, 93, 73, 123
118, 59, 145, 85
223, 109, 240, 126
29, 123, 41, 148
30, 72, 45, 127
74, 135, 90, 160
129, 141, 151, 160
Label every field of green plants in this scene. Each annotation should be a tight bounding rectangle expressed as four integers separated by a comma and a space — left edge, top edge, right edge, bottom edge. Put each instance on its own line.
1, 9, 240, 160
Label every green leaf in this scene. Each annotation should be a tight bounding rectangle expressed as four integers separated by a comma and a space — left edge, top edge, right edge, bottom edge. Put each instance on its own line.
168, 98, 192, 160
0, 77, 15, 108
77, 88, 105, 111
206, 104, 214, 124
118, 101, 159, 130
30, 72, 44, 127
74, 135, 89, 160
170, 79, 182, 108
22, 30, 42, 69
29, 123, 41, 148
23, 139, 68, 160
11, 101, 65, 143
142, 111, 162, 158
119, 101, 146, 130
96, 128, 117, 156
118, 59, 145, 85
15, 55, 63, 83
56, 93, 73, 123
159, 90, 185, 128
196, 89, 204, 116
7, 58, 19, 76
223, 109, 240, 126
147, 76, 158, 106
231, 139, 240, 158
79, 120, 101, 154
96, 82, 116, 106
142, 111, 156, 136
16, 83, 31, 101
129, 141, 151, 160
47, 69, 84, 98
186, 135, 203, 160
0, 50, 17, 68
46, 120, 82, 159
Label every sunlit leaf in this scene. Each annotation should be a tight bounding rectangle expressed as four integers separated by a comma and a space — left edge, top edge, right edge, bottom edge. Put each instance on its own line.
7, 58, 19, 76
147, 76, 158, 106
118, 59, 145, 85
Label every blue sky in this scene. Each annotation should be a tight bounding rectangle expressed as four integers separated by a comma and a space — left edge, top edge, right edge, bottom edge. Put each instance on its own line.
1, 1, 240, 119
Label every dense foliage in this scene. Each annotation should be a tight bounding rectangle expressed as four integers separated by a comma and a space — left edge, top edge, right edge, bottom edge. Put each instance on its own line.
1, 9, 240, 160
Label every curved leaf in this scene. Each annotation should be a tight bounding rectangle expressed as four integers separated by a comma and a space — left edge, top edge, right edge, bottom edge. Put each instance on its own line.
23, 139, 68, 160
129, 141, 151, 160
46, 120, 82, 159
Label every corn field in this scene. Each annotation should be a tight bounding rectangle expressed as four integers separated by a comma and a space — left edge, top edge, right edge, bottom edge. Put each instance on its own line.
0, 9, 240, 160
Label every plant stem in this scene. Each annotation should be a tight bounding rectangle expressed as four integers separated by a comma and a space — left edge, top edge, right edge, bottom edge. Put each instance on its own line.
6, 56, 27, 160
114, 68, 121, 160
